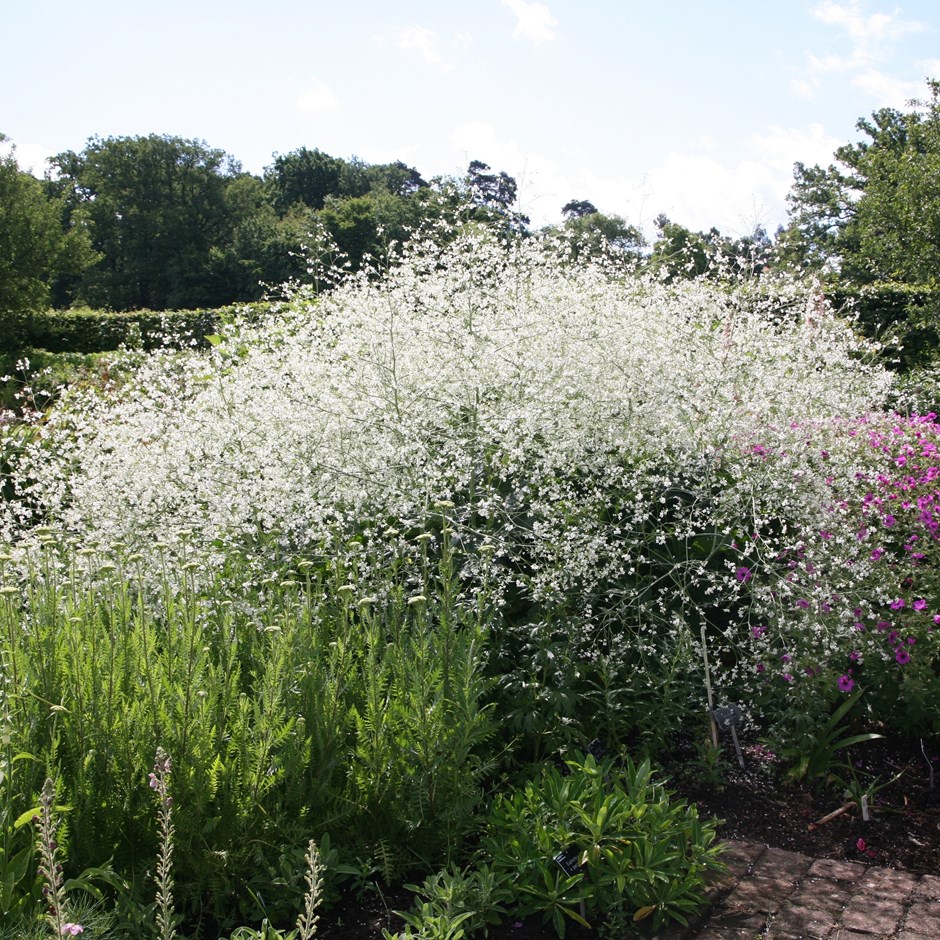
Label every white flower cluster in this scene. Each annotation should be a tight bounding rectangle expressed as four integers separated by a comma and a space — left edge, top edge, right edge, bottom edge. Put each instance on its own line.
0, 228, 899, 679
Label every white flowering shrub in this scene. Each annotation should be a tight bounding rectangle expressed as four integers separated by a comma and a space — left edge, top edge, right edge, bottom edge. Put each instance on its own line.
4, 226, 937, 746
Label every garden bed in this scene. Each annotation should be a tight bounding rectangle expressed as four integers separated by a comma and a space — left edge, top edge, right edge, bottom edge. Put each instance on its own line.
314, 735, 940, 939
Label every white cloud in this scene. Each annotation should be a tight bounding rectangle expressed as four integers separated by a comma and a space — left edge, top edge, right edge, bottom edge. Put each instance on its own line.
747, 123, 842, 174
851, 69, 922, 107
0, 138, 55, 176
395, 25, 453, 70
811, 0, 923, 49
501, 0, 557, 46
446, 119, 845, 238
797, 1, 926, 99
295, 77, 340, 115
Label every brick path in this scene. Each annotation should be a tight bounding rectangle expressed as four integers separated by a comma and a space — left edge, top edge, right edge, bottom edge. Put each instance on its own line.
656, 841, 940, 939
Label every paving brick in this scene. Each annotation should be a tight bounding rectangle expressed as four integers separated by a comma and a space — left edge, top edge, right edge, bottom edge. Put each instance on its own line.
797, 878, 857, 914
693, 909, 768, 939
723, 873, 801, 915
751, 846, 815, 881
857, 866, 919, 898
808, 857, 869, 884
839, 893, 907, 934
769, 901, 838, 938
901, 899, 940, 937
715, 839, 766, 883
913, 873, 940, 901
828, 931, 882, 940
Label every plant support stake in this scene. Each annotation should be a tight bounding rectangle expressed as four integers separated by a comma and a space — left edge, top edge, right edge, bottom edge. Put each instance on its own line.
701, 625, 719, 750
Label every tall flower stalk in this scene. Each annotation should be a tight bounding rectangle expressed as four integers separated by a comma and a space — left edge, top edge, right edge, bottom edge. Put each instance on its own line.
150, 748, 177, 940
35, 776, 81, 937
295, 838, 324, 940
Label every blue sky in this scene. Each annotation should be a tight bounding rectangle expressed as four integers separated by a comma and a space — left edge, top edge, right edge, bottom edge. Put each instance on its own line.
3, 0, 939, 237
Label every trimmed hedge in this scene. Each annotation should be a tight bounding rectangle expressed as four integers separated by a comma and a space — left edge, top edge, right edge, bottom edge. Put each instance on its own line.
1, 302, 276, 355
22, 307, 220, 354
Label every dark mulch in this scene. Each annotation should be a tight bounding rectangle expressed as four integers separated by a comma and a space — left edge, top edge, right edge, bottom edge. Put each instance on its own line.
316, 734, 940, 939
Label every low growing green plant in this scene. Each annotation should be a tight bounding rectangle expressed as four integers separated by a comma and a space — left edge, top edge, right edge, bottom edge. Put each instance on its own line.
774, 691, 882, 790
394, 865, 512, 938
483, 752, 725, 936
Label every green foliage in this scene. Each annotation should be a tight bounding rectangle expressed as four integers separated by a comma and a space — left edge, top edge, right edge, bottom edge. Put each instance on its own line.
48, 134, 243, 311
647, 215, 771, 282
548, 209, 645, 265
484, 753, 725, 935
781, 79, 940, 286
25, 306, 223, 354
831, 283, 940, 371
396, 866, 511, 938
0, 533, 495, 932
0, 136, 94, 352
773, 692, 883, 790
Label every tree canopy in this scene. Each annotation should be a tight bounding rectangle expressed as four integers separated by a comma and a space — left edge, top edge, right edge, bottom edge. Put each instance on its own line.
780, 80, 940, 285
0, 135, 94, 344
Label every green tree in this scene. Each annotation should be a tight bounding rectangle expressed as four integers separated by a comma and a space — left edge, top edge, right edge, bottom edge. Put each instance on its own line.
49, 134, 241, 310
560, 199, 598, 220
202, 174, 310, 301
0, 136, 94, 349
465, 160, 529, 233
647, 215, 726, 281
780, 79, 940, 284
264, 147, 355, 213
549, 206, 645, 264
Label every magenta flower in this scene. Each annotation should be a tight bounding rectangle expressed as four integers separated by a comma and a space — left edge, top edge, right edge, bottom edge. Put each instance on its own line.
796, 598, 810, 609
838, 675, 855, 693
751, 625, 767, 638
895, 647, 911, 665
735, 566, 752, 583
883, 514, 897, 527
871, 547, 885, 560
756, 663, 766, 673
913, 598, 927, 611
890, 598, 905, 610
782, 673, 794, 682
849, 651, 860, 661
